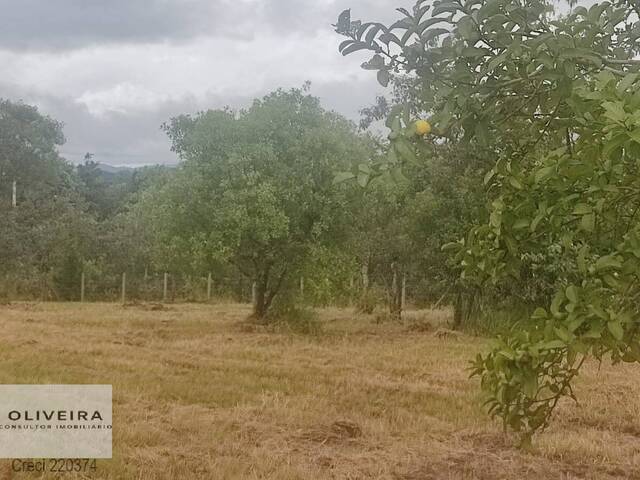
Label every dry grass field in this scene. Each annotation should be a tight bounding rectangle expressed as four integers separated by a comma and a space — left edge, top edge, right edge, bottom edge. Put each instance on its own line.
0, 302, 639, 479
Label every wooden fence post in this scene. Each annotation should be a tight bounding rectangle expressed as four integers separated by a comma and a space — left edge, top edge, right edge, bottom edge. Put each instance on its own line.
251, 282, 257, 307
207, 273, 212, 302
401, 273, 407, 309
80, 272, 85, 303
163, 272, 168, 303
121, 273, 126, 304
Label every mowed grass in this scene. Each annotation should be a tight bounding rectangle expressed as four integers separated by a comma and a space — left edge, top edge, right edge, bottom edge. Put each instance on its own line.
0, 303, 639, 479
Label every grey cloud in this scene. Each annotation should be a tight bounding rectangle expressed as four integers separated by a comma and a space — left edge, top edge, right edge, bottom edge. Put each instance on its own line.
2, 82, 177, 164
2, 74, 385, 167
0, 0, 414, 52
0, 0, 413, 166
314, 77, 385, 122
0, 0, 253, 51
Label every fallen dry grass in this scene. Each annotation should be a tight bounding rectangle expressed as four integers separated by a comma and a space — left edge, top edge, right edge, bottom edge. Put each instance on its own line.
0, 302, 638, 479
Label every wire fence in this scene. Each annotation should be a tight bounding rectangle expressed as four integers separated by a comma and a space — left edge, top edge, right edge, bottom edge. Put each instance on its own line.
0, 268, 436, 308
0, 271, 252, 304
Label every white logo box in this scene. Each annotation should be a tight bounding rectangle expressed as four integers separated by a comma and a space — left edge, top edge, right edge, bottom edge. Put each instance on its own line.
0, 385, 112, 458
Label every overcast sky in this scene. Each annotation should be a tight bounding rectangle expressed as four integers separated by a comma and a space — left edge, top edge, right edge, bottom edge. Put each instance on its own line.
0, 0, 413, 166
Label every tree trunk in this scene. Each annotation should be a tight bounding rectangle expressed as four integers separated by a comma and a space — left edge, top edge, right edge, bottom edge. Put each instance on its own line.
453, 292, 463, 329
251, 265, 287, 322
389, 262, 402, 321
356, 255, 375, 314
253, 277, 268, 320
361, 260, 369, 291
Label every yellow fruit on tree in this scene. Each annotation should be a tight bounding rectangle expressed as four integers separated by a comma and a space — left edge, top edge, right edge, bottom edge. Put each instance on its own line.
415, 120, 431, 136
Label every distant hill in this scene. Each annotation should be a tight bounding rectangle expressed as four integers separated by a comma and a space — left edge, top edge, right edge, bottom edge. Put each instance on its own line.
94, 163, 134, 175
94, 163, 176, 174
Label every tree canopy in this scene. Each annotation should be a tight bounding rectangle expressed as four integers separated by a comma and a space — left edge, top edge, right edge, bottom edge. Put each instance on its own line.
337, 0, 640, 442
150, 88, 372, 319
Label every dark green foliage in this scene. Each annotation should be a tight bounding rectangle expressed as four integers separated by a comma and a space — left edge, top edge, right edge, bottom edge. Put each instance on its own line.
147, 88, 372, 319
338, 0, 640, 443
0, 99, 97, 300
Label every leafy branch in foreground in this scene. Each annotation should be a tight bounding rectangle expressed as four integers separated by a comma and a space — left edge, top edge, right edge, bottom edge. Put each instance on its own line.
337, 0, 640, 443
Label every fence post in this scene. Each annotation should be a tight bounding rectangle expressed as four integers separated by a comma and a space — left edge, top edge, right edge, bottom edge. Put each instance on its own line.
80, 272, 85, 303
163, 272, 168, 303
401, 273, 407, 309
207, 273, 212, 302
251, 282, 257, 307
300, 276, 304, 297
349, 276, 355, 305
121, 273, 126, 304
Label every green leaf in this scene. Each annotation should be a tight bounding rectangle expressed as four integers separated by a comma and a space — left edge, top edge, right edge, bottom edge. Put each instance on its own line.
588, 304, 608, 320
531, 308, 548, 320
358, 163, 372, 174
534, 166, 555, 184
390, 166, 409, 184
422, 28, 450, 42
607, 320, 624, 341
530, 212, 545, 232
567, 316, 585, 333
394, 138, 418, 164
603, 133, 628, 158
572, 204, 592, 215
390, 17, 414, 30
554, 326, 573, 342
333, 171, 355, 184
462, 47, 489, 58
595, 255, 622, 271
432, 2, 461, 16
336, 9, 351, 34
513, 218, 529, 230
377, 69, 390, 87
483, 169, 495, 185
508, 177, 523, 190
617, 73, 638, 94
629, 128, 640, 144
457, 15, 476, 41
581, 213, 595, 233
565, 285, 579, 303
560, 48, 603, 67
542, 340, 566, 350
588, 2, 610, 23
356, 172, 369, 188
417, 18, 449, 35
441, 241, 461, 252
487, 52, 508, 72
341, 41, 371, 56
365, 24, 384, 45
602, 102, 627, 124
361, 54, 385, 70
551, 290, 565, 317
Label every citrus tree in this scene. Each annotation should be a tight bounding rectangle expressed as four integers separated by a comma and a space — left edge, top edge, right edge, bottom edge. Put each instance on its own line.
337, 0, 640, 443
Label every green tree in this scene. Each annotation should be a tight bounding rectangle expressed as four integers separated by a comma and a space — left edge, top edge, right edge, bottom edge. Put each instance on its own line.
338, 0, 640, 443
0, 99, 65, 206
156, 88, 371, 320
0, 99, 97, 300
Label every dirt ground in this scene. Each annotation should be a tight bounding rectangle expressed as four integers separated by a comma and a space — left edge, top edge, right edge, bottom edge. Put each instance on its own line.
0, 302, 638, 479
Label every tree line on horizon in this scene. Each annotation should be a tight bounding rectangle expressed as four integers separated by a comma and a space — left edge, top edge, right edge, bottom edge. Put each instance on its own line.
0, 88, 479, 323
